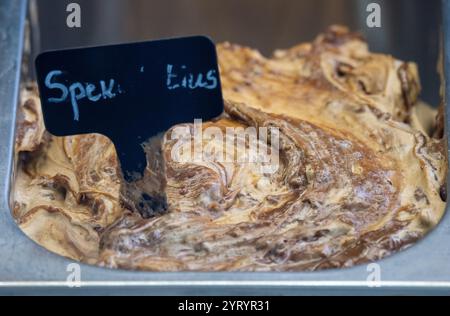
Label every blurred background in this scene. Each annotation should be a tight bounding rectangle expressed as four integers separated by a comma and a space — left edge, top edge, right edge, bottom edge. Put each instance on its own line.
33, 0, 441, 105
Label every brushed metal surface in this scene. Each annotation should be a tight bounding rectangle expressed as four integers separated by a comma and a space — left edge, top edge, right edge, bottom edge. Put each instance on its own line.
0, 0, 449, 295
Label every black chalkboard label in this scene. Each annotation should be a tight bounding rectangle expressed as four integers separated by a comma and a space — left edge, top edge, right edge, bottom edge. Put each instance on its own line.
35, 36, 224, 180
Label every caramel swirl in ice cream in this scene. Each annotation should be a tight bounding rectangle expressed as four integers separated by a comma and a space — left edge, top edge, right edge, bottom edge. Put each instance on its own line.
13, 26, 447, 271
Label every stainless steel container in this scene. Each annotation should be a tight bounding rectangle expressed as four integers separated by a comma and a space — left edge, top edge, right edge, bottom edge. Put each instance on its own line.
0, 0, 449, 295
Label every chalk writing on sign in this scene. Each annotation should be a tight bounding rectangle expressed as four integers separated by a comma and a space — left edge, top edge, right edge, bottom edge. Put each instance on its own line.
44, 63, 219, 121
45, 70, 120, 121
166, 64, 218, 90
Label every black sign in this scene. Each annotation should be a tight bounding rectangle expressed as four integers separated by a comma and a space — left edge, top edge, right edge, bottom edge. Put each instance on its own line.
35, 36, 224, 180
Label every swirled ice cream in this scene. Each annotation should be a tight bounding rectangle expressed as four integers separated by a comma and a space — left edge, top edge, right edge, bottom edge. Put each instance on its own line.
13, 26, 447, 271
